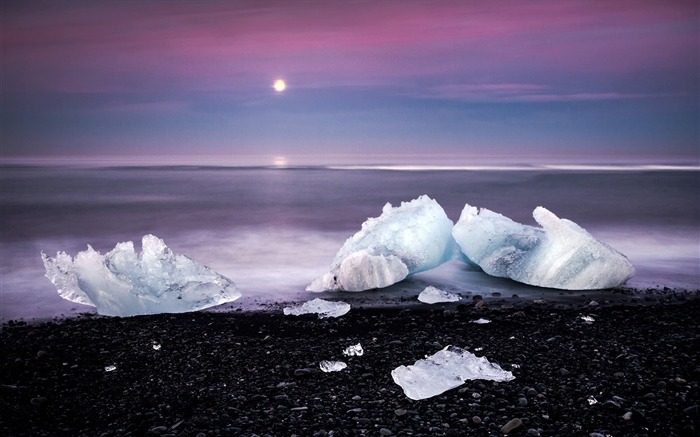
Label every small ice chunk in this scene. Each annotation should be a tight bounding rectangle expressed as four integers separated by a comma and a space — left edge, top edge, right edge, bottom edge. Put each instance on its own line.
307, 195, 458, 292
417, 286, 461, 304
587, 396, 598, 405
452, 205, 635, 290
283, 298, 351, 318
104, 365, 117, 372
319, 360, 348, 372
343, 343, 364, 356
42, 234, 240, 316
391, 345, 515, 400
152, 343, 162, 351
472, 318, 491, 324
581, 316, 595, 323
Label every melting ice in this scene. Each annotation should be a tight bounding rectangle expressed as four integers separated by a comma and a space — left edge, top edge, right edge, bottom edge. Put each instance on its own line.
417, 286, 461, 304
42, 234, 240, 317
343, 343, 364, 356
282, 298, 351, 318
391, 345, 515, 400
319, 360, 348, 372
307, 195, 457, 292
452, 204, 635, 290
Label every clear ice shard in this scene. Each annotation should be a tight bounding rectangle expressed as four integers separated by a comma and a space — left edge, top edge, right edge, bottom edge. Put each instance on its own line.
471, 318, 491, 324
283, 298, 351, 318
343, 343, 364, 356
452, 204, 635, 290
319, 360, 348, 372
391, 345, 515, 400
42, 234, 240, 317
307, 195, 457, 292
417, 286, 461, 304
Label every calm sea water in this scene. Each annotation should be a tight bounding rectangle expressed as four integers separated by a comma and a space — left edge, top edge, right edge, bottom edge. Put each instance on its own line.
1, 165, 698, 320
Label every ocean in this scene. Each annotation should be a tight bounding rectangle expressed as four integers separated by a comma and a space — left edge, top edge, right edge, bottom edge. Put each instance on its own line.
1, 165, 698, 320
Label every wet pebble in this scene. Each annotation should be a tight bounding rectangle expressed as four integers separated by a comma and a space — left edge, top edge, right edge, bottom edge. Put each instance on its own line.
500, 418, 522, 434
30, 397, 47, 406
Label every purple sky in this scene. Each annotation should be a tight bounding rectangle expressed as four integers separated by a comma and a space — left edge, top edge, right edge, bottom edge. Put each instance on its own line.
2, 0, 698, 165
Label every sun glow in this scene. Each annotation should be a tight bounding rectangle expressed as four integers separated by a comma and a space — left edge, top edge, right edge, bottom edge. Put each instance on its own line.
273, 156, 288, 167
273, 79, 286, 92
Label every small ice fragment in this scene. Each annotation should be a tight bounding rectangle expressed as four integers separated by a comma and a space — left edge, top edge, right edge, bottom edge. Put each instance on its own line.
417, 286, 461, 304
509, 336, 516, 340
283, 298, 351, 318
391, 345, 515, 400
104, 365, 117, 372
319, 360, 348, 372
343, 343, 364, 356
511, 364, 521, 369
472, 318, 491, 324
474, 347, 483, 351
581, 316, 595, 323
152, 343, 161, 351
587, 396, 598, 405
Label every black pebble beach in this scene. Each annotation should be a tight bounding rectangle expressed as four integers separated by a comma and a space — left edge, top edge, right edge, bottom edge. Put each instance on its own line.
1, 295, 699, 436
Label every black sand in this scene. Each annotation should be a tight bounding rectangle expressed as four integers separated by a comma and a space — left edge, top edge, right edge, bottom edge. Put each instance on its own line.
1, 294, 699, 436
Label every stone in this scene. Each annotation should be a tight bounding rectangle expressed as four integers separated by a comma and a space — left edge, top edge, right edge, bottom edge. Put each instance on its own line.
30, 397, 47, 406
293, 369, 312, 377
683, 405, 699, 417
501, 418, 522, 434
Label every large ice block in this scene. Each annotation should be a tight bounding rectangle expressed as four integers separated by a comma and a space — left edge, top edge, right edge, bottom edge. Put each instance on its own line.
307, 195, 457, 291
42, 234, 240, 316
452, 205, 635, 290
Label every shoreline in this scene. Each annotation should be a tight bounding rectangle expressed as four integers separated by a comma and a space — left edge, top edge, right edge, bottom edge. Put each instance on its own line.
1, 294, 699, 436
3, 284, 699, 326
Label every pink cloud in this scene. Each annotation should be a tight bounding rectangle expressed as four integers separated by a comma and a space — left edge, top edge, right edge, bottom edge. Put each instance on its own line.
3, 1, 697, 94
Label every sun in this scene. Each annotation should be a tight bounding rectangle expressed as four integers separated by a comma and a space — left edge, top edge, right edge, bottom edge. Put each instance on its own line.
273, 79, 286, 92
273, 156, 288, 167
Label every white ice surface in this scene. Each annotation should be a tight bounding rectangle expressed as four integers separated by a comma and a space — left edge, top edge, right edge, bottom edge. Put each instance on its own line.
391, 345, 515, 400
319, 360, 348, 372
417, 286, 461, 304
41, 234, 240, 317
343, 343, 364, 356
307, 195, 457, 291
452, 205, 635, 290
282, 298, 351, 318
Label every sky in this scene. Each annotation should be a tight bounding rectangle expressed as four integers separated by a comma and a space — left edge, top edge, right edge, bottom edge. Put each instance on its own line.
2, 0, 699, 166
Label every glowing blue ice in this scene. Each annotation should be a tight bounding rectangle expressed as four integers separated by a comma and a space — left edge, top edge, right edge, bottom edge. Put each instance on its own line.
452, 205, 635, 290
307, 195, 457, 291
42, 234, 240, 316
